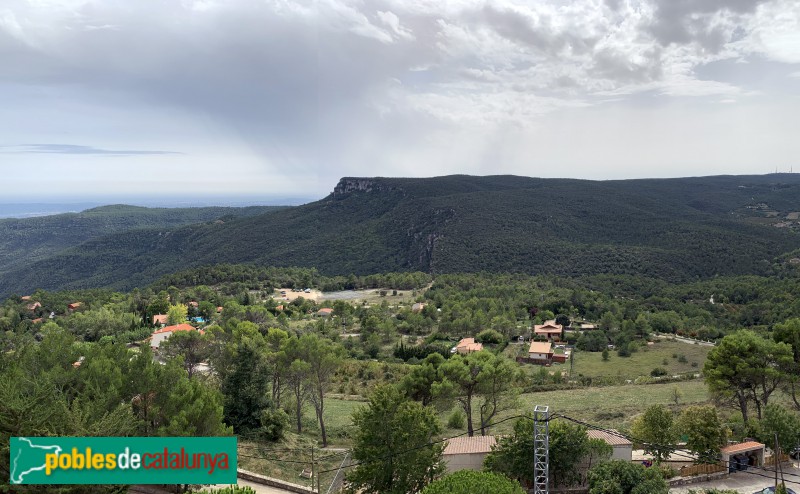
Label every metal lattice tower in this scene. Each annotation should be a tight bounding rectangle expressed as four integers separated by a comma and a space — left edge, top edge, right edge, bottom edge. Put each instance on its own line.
533, 405, 550, 494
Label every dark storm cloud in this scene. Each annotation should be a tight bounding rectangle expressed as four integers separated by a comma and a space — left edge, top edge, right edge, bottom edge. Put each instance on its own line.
0, 0, 797, 200
590, 46, 664, 84
647, 0, 772, 50
477, 4, 598, 58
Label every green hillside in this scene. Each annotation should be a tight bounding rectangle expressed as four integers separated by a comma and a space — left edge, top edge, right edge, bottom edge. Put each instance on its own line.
0, 204, 283, 281
2, 174, 800, 296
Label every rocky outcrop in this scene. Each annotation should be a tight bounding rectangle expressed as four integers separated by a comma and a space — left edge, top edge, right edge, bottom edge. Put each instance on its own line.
332, 178, 400, 196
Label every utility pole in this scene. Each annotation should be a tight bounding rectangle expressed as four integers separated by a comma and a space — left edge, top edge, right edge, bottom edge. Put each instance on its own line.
311, 445, 316, 493
570, 348, 574, 375
774, 433, 779, 492
533, 405, 550, 494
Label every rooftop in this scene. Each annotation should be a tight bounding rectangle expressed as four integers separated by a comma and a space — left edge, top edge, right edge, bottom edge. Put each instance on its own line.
444, 436, 497, 455
153, 323, 197, 335
720, 441, 765, 454
529, 341, 552, 354
587, 429, 633, 447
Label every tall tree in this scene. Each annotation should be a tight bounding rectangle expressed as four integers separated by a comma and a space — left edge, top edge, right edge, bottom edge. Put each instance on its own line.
282, 335, 311, 433
773, 318, 800, 411
630, 405, 676, 464
400, 353, 445, 407
477, 354, 520, 435
296, 334, 343, 447
435, 352, 484, 437
160, 330, 211, 378
704, 330, 793, 421
674, 405, 726, 464
220, 341, 271, 433
758, 404, 800, 453
346, 385, 443, 494
167, 303, 188, 325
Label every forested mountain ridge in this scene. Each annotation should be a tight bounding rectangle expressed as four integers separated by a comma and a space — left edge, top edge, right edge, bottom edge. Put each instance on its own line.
0, 204, 283, 279
2, 174, 800, 297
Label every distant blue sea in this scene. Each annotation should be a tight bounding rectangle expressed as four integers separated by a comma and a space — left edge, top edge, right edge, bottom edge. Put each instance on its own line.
0, 203, 102, 218
0, 196, 313, 219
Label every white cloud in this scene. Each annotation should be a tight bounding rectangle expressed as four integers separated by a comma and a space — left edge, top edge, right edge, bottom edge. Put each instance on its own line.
0, 0, 798, 200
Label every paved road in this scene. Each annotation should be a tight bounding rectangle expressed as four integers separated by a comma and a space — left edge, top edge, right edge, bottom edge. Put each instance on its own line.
656, 334, 716, 347
670, 464, 800, 493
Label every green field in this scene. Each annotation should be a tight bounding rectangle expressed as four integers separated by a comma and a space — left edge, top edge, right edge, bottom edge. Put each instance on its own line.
570, 339, 712, 380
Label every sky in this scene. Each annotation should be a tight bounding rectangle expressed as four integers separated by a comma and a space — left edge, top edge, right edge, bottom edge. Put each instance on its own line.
1, 0, 799, 203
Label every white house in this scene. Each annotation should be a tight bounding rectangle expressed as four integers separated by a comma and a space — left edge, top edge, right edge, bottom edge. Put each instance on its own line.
528, 341, 553, 363
150, 323, 200, 349
443, 436, 497, 473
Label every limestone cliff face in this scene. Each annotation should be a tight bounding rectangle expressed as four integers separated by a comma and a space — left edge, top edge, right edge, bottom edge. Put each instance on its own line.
332, 178, 400, 196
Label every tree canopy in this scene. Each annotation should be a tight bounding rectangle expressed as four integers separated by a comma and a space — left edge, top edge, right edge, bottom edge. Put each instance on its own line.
346, 385, 444, 494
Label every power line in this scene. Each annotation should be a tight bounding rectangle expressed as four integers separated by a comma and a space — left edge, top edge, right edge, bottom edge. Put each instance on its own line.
317, 413, 540, 475
237, 452, 313, 465
557, 414, 800, 484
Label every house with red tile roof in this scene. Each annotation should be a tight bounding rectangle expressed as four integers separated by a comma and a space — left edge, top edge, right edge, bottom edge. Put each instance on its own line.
534, 320, 563, 341
528, 341, 554, 364
454, 337, 483, 354
67, 302, 82, 311
150, 323, 202, 349
152, 314, 169, 326
720, 441, 764, 470
27, 302, 41, 311
317, 308, 334, 317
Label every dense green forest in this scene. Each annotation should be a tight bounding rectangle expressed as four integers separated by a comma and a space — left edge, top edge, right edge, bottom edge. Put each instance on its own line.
5, 266, 800, 493
2, 174, 800, 297
0, 204, 283, 286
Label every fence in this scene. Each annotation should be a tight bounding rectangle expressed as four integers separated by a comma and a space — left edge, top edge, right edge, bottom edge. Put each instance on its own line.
765, 453, 790, 467
678, 463, 726, 477
324, 452, 351, 494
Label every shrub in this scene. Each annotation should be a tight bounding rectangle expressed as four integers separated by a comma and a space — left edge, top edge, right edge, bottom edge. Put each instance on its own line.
658, 465, 677, 479
651, 367, 668, 377
422, 470, 524, 494
259, 407, 289, 441
477, 329, 504, 344
678, 354, 688, 363
447, 409, 466, 429
207, 487, 257, 494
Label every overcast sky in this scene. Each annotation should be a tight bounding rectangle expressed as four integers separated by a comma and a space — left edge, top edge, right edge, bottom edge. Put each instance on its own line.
1, 0, 799, 203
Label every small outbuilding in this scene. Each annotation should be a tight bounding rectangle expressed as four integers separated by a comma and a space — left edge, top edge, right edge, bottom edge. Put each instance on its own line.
443, 435, 497, 473
720, 441, 765, 472
528, 341, 554, 364
587, 429, 633, 461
